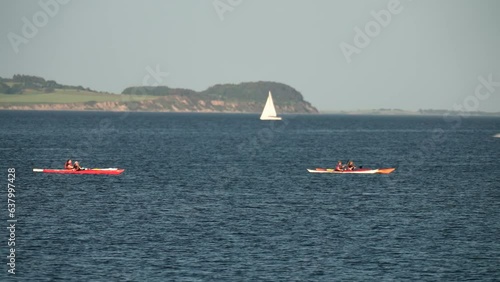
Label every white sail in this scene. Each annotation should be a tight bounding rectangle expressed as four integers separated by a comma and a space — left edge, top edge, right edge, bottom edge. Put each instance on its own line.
260, 91, 282, 120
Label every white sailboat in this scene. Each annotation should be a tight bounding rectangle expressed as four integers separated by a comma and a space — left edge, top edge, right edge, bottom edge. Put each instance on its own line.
260, 91, 282, 120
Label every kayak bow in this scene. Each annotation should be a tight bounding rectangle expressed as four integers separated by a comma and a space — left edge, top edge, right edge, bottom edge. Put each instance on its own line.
33, 168, 124, 175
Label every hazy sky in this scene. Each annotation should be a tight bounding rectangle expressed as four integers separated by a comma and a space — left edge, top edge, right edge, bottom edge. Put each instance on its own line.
1, 0, 499, 111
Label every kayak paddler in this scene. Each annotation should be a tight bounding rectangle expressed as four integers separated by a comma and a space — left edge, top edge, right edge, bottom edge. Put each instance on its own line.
65, 159, 73, 170
347, 161, 356, 171
335, 161, 344, 171
73, 161, 86, 171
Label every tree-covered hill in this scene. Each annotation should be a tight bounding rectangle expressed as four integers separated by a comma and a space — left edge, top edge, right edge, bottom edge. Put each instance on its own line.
0, 74, 96, 94
122, 81, 316, 109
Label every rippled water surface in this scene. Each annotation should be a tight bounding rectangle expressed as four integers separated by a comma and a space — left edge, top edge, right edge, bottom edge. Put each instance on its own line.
1, 111, 499, 281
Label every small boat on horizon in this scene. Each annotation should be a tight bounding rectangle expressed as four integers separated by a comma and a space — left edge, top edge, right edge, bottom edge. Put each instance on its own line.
260, 91, 282, 120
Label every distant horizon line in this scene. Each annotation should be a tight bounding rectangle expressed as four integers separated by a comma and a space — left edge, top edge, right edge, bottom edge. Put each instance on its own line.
1, 109, 500, 117
319, 109, 500, 115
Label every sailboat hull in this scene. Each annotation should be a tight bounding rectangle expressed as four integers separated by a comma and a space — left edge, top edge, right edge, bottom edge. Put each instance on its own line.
260, 116, 282, 120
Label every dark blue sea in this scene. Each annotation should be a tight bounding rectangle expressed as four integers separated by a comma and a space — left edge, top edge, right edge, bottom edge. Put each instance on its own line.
1, 111, 499, 281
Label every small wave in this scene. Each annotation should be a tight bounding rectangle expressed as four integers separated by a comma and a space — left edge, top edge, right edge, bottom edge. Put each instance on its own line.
494, 133, 500, 138
26, 148, 73, 151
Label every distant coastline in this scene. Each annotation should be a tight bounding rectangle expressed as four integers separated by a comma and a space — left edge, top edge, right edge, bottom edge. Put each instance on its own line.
3, 108, 500, 117
0, 75, 318, 114
2, 75, 499, 116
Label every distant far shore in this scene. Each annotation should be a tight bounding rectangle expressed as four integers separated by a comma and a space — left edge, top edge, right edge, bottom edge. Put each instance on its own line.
2, 108, 500, 117
320, 109, 500, 117
2, 75, 499, 116
0, 75, 318, 114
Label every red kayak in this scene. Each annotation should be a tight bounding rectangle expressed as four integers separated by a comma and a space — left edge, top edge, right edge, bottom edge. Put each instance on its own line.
33, 168, 124, 175
307, 168, 395, 174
